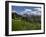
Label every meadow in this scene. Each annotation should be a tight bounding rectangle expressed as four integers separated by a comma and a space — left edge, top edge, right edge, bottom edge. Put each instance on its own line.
12, 13, 41, 31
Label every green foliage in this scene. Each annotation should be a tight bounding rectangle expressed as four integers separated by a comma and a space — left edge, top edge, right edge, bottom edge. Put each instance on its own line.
12, 14, 41, 31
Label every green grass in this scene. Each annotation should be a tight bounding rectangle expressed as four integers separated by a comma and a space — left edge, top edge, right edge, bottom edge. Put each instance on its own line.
12, 15, 41, 31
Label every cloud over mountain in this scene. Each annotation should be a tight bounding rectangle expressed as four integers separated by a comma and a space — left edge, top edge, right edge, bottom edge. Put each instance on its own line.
15, 8, 41, 16
12, 6, 41, 16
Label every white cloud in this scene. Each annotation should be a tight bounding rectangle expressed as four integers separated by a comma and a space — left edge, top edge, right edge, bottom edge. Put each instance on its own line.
34, 8, 41, 11
24, 9, 32, 12
31, 11, 41, 16
34, 8, 41, 15
20, 9, 32, 15
12, 8, 41, 16
21, 8, 41, 16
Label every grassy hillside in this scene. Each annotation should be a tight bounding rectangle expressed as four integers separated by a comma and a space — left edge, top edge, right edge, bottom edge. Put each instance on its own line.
12, 13, 41, 31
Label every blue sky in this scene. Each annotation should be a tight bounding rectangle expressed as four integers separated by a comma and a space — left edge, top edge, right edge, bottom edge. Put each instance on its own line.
12, 6, 41, 15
